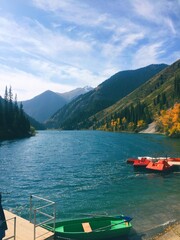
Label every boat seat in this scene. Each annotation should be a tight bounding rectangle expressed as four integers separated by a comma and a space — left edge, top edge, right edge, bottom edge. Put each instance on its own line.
82, 222, 92, 232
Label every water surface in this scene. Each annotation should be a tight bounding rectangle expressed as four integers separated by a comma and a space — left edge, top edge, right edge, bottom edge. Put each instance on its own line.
0, 130, 180, 239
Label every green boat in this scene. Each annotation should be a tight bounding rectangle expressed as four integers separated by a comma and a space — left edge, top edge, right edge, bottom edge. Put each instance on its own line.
50, 215, 132, 240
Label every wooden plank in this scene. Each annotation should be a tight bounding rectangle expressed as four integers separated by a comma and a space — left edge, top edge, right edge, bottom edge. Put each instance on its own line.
4, 210, 54, 240
82, 222, 92, 233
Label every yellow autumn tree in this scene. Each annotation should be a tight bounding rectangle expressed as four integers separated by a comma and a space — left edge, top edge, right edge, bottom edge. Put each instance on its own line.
158, 103, 180, 137
128, 122, 135, 131
137, 120, 145, 128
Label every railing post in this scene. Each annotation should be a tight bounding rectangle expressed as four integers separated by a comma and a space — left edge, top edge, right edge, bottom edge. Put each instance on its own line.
53, 203, 56, 233
34, 209, 36, 240
30, 195, 32, 223
4, 216, 16, 240
30, 195, 56, 239
14, 217, 16, 240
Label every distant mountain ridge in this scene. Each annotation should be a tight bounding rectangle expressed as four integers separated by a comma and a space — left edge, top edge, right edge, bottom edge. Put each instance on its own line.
61, 86, 93, 101
46, 63, 168, 129
22, 86, 93, 123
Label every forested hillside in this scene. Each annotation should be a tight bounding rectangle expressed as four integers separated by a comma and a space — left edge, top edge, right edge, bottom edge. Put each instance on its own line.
91, 59, 180, 137
0, 87, 34, 140
46, 64, 167, 129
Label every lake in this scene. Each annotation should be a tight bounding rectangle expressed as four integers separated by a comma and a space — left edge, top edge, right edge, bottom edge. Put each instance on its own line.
0, 130, 180, 239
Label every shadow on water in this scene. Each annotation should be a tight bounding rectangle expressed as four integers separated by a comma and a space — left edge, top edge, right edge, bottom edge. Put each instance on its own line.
128, 229, 146, 240
54, 228, 145, 240
133, 166, 180, 175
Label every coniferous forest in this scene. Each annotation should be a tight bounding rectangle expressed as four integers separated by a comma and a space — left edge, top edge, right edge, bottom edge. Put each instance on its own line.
0, 86, 34, 140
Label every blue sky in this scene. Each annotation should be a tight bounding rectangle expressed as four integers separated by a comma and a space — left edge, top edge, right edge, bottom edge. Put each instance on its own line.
0, 0, 180, 100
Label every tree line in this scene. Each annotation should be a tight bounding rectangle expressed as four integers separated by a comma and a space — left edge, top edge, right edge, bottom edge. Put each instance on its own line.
0, 86, 34, 140
93, 74, 180, 136
93, 102, 151, 132
156, 103, 180, 138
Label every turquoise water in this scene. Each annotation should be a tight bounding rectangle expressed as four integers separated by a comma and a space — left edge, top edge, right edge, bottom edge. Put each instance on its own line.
0, 130, 180, 239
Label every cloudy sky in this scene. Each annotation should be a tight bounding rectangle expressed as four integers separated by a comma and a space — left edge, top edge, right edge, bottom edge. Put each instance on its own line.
0, 0, 180, 100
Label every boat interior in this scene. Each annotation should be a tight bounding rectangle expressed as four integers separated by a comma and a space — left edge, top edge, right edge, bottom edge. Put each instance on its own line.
55, 219, 128, 233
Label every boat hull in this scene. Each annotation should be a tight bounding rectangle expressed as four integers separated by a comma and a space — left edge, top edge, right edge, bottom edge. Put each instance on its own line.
133, 159, 150, 167
52, 216, 132, 240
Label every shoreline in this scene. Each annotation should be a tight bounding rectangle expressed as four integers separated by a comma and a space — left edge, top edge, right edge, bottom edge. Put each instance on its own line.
130, 220, 180, 240
148, 221, 180, 240
139, 122, 158, 134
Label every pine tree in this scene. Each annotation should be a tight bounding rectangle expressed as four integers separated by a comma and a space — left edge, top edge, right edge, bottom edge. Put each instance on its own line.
174, 73, 180, 99
0, 97, 4, 131
0, 86, 32, 140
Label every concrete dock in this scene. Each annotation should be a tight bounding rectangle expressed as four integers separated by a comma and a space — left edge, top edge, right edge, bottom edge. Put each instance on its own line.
4, 210, 54, 240
4, 209, 180, 240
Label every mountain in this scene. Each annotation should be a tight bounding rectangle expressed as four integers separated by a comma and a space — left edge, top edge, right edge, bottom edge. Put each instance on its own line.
22, 90, 66, 123
61, 86, 93, 101
22, 87, 93, 123
91, 59, 180, 132
26, 115, 46, 130
46, 63, 168, 129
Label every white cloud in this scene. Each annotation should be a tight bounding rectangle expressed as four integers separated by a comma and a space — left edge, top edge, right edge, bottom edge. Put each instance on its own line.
0, 64, 73, 101
132, 42, 165, 68
28, 58, 104, 87
0, 0, 179, 100
132, 0, 156, 21
32, 0, 109, 27
131, 0, 178, 34
164, 17, 176, 35
0, 58, 104, 101
0, 16, 92, 59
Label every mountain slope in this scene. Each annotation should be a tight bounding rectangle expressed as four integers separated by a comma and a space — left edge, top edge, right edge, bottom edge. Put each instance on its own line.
46, 64, 168, 129
22, 90, 67, 123
22, 87, 93, 123
26, 115, 46, 130
91, 59, 180, 131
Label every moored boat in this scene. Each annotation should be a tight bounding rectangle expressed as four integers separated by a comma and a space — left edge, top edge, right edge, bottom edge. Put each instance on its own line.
127, 156, 162, 164
146, 160, 173, 172
127, 156, 180, 172
48, 215, 132, 240
127, 157, 180, 165
167, 157, 180, 162
133, 158, 150, 167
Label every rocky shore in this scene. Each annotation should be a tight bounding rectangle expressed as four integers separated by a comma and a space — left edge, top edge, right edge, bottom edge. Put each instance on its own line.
140, 122, 157, 134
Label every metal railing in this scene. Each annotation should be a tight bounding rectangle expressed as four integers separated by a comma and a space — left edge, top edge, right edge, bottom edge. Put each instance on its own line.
4, 216, 16, 240
29, 195, 56, 240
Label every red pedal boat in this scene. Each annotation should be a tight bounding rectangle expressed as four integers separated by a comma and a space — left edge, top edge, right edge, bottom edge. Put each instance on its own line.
127, 157, 180, 172
167, 158, 180, 162
146, 160, 173, 172
127, 156, 152, 164
133, 158, 150, 167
